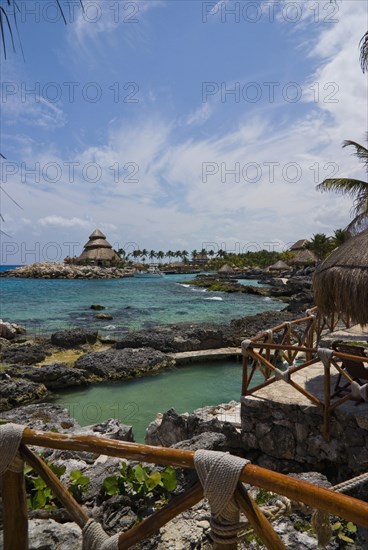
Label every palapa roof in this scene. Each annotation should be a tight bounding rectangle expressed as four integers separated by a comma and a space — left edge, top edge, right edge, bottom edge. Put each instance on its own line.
290, 249, 318, 266
218, 263, 235, 273
269, 260, 290, 271
289, 239, 309, 251
78, 228, 120, 262
313, 229, 368, 326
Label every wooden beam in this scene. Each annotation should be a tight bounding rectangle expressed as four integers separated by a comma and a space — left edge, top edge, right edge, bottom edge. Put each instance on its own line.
235, 483, 287, 550
118, 483, 203, 549
20, 444, 89, 529
2, 469, 28, 550
21, 430, 368, 527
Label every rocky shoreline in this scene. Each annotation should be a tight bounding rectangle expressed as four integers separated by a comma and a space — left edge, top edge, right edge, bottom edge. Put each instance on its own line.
0, 310, 302, 412
0, 262, 134, 279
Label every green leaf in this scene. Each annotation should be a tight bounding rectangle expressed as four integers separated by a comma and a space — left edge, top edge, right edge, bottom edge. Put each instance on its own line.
133, 465, 148, 484
33, 478, 47, 491
338, 533, 354, 543
50, 464, 66, 477
332, 521, 342, 531
33, 491, 47, 509
147, 471, 162, 491
103, 476, 120, 496
161, 467, 177, 492
69, 470, 83, 482
346, 522, 357, 533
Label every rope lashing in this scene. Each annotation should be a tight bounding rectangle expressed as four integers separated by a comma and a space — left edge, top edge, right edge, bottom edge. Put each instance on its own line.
351, 381, 368, 402
82, 519, 119, 550
317, 348, 333, 367
241, 339, 252, 354
0, 423, 26, 474
274, 368, 290, 382
265, 329, 273, 340
194, 450, 249, 545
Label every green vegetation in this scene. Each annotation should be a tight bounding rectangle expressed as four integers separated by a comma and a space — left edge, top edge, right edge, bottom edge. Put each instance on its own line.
103, 462, 177, 509
331, 520, 357, 547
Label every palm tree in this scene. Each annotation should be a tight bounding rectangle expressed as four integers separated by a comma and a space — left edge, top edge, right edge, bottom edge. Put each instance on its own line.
149, 250, 156, 263
360, 30, 368, 73
157, 251, 165, 264
332, 228, 349, 248
191, 250, 198, 262
0, 0, 84, 58
305, 233, 332, 260
316, 137, 368, 235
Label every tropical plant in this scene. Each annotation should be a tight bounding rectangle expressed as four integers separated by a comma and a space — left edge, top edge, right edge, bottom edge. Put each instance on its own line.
305, 233, 333, 260
316, 137, 368, 235
332, 228, 349, 248
360, 30, 368, 73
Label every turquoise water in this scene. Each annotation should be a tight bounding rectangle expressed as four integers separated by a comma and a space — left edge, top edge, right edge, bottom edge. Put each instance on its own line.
0, 273, 281, 337
1, 268, 278, 439
52, 359, 260, 442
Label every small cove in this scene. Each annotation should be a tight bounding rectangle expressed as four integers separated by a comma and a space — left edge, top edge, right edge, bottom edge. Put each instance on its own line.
52, 359, 263, 442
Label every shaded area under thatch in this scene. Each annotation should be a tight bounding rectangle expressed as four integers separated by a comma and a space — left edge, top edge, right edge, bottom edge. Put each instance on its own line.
313, 229, 368, 326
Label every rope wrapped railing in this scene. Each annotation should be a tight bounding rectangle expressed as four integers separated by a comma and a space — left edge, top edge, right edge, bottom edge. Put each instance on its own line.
241, 339, 368, 440
1, 427, 368, 550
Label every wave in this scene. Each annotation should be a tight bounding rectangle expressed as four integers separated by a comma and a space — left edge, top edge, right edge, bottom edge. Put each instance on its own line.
103, 325, 117, 330
204, 297, 223, 301
177, 283, 191, 288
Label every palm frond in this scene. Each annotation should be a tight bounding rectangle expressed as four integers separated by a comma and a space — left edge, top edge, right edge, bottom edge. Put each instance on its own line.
360, 30, 368, 73
342, 139, 368, 169
0, 184, 23, 209
316, 178, 368, 199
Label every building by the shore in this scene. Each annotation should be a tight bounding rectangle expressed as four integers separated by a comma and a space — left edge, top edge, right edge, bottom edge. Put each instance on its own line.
77, 229, 120, 266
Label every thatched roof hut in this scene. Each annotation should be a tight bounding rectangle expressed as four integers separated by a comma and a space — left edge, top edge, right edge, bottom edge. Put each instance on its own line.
218, 263, 235, 274
289, 239, 309, 251
290, 249, 317, 266
78, 229, 120, 265
269, 260, 290, 271
313, 229, 368, 326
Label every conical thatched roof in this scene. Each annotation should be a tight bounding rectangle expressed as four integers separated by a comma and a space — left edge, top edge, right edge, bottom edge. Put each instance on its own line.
78, 228, 119, 263
269, 260, 290, 271
313, 229, 368, 325
290, 249, 317, 266
218, 263, 235, 273
90, 228, 106, 239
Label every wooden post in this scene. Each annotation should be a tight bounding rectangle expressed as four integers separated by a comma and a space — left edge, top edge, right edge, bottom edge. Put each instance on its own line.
241, 352, 248, 396
235, 483, 287, 550
20, 445, 89, 529
323, 359, 331, 441
2, 468, 28, 550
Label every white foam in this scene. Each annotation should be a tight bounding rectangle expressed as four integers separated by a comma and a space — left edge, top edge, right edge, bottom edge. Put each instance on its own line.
204, 296, 223, 301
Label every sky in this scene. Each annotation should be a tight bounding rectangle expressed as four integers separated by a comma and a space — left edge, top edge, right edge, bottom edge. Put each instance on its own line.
0, 0, 367, 264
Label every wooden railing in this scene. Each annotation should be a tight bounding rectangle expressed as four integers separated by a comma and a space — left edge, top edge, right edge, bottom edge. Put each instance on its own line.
2, 429, 368, 550
241, 308, 366, 439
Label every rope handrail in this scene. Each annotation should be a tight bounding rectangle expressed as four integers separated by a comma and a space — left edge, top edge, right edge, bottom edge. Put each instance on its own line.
19, 428, 368, 526
0, 427, 367, 550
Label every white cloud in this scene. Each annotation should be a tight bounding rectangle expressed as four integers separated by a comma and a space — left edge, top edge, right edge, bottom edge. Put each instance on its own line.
38, 216, 91, 228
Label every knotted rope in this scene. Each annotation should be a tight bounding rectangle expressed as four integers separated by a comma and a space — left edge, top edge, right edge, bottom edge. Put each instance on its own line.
0, 423, 26, 474
82, 519, 119, 550
194, 450, 248, 545
274, 367, 290, 382
241, 339, 252, 354
317, 348, 333, 368
351, 381, 368, 402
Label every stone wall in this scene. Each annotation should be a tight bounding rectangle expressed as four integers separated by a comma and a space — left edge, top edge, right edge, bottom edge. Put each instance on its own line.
241, 395, 368, 479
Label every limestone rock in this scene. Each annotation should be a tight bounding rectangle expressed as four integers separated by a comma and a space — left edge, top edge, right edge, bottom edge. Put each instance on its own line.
51, 328, 98, 348
75, 347, 174, 381
0, 380, 48, 412
1, 343, 47, 365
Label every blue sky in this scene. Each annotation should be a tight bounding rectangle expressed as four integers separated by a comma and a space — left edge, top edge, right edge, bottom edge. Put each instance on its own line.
1, 0, 367, 263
